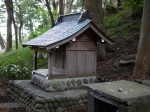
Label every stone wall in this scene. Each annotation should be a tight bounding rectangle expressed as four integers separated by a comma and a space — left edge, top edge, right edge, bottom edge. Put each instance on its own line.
31, 75, 97, 92
8, 79, 91, 112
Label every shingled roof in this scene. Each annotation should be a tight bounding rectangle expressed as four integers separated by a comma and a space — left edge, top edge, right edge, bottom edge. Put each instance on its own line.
22, 11, 114, 50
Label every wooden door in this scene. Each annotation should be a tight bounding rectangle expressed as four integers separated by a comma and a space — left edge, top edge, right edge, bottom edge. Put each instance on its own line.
66, 34, 97, 77
66, 50, 96, 77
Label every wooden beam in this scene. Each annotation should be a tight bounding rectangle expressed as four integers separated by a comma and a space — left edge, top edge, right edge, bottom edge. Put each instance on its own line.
48, 52, 52, 77
89, 24, 114, 46
33, 51, 38, 70
30, 46, 48, 52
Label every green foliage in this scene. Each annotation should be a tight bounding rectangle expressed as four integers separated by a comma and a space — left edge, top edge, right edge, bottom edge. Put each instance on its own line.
0, 64, 30, 80
28, 26, 49, 40
0, 47, 48, 80
104, 8, 141, 41
124, 0, 143, 12
104, 13, 122, 29
0, 48, 33, 80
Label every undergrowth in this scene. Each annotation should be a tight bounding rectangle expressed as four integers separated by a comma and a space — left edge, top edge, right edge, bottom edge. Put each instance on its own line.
104, 9, 141, 41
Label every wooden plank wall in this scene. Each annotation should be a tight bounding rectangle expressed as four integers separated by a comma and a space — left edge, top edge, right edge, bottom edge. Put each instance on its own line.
66, 33, 97, 77
51, 47, 65, 69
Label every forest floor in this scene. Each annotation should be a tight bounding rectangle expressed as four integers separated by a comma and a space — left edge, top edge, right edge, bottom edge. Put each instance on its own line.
97, 38, 139, 81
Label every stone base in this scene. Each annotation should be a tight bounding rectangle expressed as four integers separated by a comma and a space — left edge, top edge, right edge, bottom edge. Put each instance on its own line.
8, 80, 88, 112
31, 75, 97, 92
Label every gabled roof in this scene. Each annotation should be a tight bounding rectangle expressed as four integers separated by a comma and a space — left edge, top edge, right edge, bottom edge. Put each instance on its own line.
22, 11, 114, 50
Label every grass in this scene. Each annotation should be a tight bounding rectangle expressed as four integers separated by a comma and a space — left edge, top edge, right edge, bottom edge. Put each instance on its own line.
104, 9, 141, 41
0, 47, 48, 80
0, 48, 33, 71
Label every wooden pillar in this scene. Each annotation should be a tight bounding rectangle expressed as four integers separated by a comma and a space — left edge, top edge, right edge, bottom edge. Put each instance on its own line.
33, 51, 38, 70
48, 52, 52, 76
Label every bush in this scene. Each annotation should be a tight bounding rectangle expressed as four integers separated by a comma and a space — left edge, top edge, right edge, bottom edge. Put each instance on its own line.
0, 64, 30, 80
124, 0, 143, 12
104, 13, 122, 29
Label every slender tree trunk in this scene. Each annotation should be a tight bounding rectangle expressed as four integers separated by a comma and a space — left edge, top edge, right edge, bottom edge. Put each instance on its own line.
4, 0, 13, 52
16, 3, 23, 43
12, 15, 18, 49
52, 0, 57, 11
66, 0, 74, 14
84, 0, 104, 30
59, 0, 64, 15
117, 0, 122, 8
81, 0, 85, 10
19, 18, 23, 43
0, 33, 5, 49
133, 0, 150, 78
29, 19, 33, 33
45, 0, 55, 27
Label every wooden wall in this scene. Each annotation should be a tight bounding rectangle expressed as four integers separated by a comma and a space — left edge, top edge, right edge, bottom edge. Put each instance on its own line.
66, 33, 97, 77
51, 47, 65, 69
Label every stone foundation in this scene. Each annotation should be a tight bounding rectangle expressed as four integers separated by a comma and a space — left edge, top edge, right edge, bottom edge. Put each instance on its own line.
8, 76, 96, 112
31, 75, 97, 91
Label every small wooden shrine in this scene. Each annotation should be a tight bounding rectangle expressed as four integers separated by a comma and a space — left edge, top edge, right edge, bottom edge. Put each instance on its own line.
22, 11, 114, 79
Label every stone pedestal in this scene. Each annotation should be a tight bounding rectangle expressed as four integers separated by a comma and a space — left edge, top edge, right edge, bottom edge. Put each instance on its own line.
86, 80, 150, 112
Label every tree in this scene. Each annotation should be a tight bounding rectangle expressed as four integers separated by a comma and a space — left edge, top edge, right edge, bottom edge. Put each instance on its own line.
45, 0, 55, 27
4, 0, 13, 52
84, 0, 105, 60
59, 0, 64, 15
133, 0, 150, 78
66, 0, 74, 14
84, 0, 104, 30
0, 33, 5, 49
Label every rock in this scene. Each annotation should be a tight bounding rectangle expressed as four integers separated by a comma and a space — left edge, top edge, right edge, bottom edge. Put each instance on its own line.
66, 80, 71, 88
35, 97, 46, 104
52, 82, 59, 89
35, 104, 44, 109
60, 81, 66, 89
56, 107, 63, 112
76, 79, 82, 86
89, 78, 94, 84
83, 78, 88, 84
71, 79, 76, 87
142, 80, 150, 86
53, 102, 59, 108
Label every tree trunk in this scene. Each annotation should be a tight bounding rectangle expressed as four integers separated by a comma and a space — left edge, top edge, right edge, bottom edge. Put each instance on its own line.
19, 18, 23, 43
4, 0, 13, 52
16, 2, 23, 43
12, 15, 18, 49
133, 0, 150, 77
84, 0, 105, 61
45, 0, 55, 27
59, 0, 64, 15
84, 0, 104, 30
52, 0, 57, 11
117, 0, 122, 8
0, 33, 5, 49
66, 0, 74, 14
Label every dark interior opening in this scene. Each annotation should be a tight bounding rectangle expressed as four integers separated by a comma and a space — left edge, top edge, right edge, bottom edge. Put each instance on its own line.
94, 98, 118, 112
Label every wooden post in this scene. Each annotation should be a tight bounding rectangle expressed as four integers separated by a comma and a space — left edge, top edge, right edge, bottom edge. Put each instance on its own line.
48, 52, 52, 77
33, 51, 38, 70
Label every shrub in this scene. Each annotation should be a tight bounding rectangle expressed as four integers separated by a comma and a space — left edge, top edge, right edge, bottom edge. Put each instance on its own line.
0, 64, 30, 80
